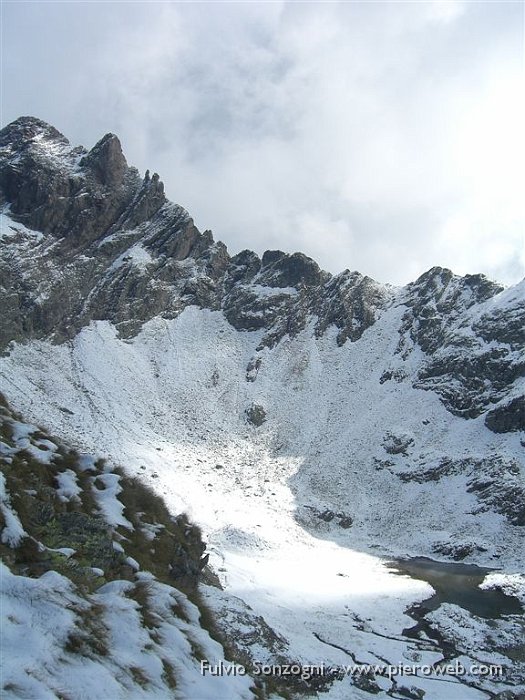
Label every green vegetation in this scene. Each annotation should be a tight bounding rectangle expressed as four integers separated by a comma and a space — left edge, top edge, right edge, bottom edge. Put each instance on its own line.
0, 393, 207, 596
0, 392, 262, 697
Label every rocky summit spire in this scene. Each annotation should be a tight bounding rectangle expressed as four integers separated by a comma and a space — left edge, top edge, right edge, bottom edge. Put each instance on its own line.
80, 132, 128, 187
0, 117, 143, 244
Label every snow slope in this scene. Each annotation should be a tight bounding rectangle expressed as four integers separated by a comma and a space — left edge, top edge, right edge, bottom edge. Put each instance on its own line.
2, 305, 523, 699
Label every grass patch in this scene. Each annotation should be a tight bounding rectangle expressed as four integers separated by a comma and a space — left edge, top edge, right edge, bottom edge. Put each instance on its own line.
116, 475, 207, 589
170, 599, 190, 624
161, 659, 177, 690
126, 581, 162, 630
65, 602, 109, 658
118, 476, 173, 527
129, 666, 149, 688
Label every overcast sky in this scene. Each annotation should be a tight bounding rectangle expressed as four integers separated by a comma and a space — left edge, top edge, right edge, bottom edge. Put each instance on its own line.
2, 0, 524, 286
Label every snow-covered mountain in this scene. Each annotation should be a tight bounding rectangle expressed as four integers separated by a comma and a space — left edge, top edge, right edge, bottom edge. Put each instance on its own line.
1, 116, 524, 700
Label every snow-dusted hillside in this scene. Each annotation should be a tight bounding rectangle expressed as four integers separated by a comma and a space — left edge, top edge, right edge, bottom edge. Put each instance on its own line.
1, 117, 524, 699
0, 395, 256, 699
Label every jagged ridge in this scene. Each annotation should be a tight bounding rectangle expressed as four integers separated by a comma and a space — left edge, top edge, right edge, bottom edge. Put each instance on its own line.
0, 116, 523, 434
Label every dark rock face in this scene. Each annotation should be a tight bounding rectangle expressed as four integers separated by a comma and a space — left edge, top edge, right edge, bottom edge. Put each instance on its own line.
223, 282, 294, 332
382, 432, 414, 456
400, 267, 504, 355
392, 269, 525, 422
397, 455, 525, 527
80, 133, 129, 187
432, 541, 487, 561
224, 250, 261, 290
0, 116, 523, 433
245, 403, 267, 427
485, 397, 525, 433
302, 505, 354, 529
169, 518, 208, 585
258, 250, 324, 288
246, 356, 262, 382
314, 270, 390, 345
415, 347, 524, 419
0, 117, 145, 247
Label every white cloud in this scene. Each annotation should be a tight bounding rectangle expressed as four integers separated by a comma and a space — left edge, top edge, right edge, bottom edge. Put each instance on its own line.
3, 0, 523, 286
424, 0, 466, 25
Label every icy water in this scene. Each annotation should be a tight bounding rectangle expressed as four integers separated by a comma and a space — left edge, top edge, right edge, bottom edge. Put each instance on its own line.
390, 557, 523, 619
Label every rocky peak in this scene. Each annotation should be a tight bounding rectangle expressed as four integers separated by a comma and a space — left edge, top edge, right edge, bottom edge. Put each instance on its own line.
261, 249, 286, 267
401, 266, 504, 354
0, 116, 69, 151
314, 270, 392, 345
406, 266, 503, 313
0, 117, 143, 245
80, 132, 128, 187
225, 250, 262, 289
259, 250, 325, 288
401, 272, 524, 423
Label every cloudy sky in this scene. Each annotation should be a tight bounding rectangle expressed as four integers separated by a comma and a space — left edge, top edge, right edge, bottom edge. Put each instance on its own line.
2, 0, 524, 285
